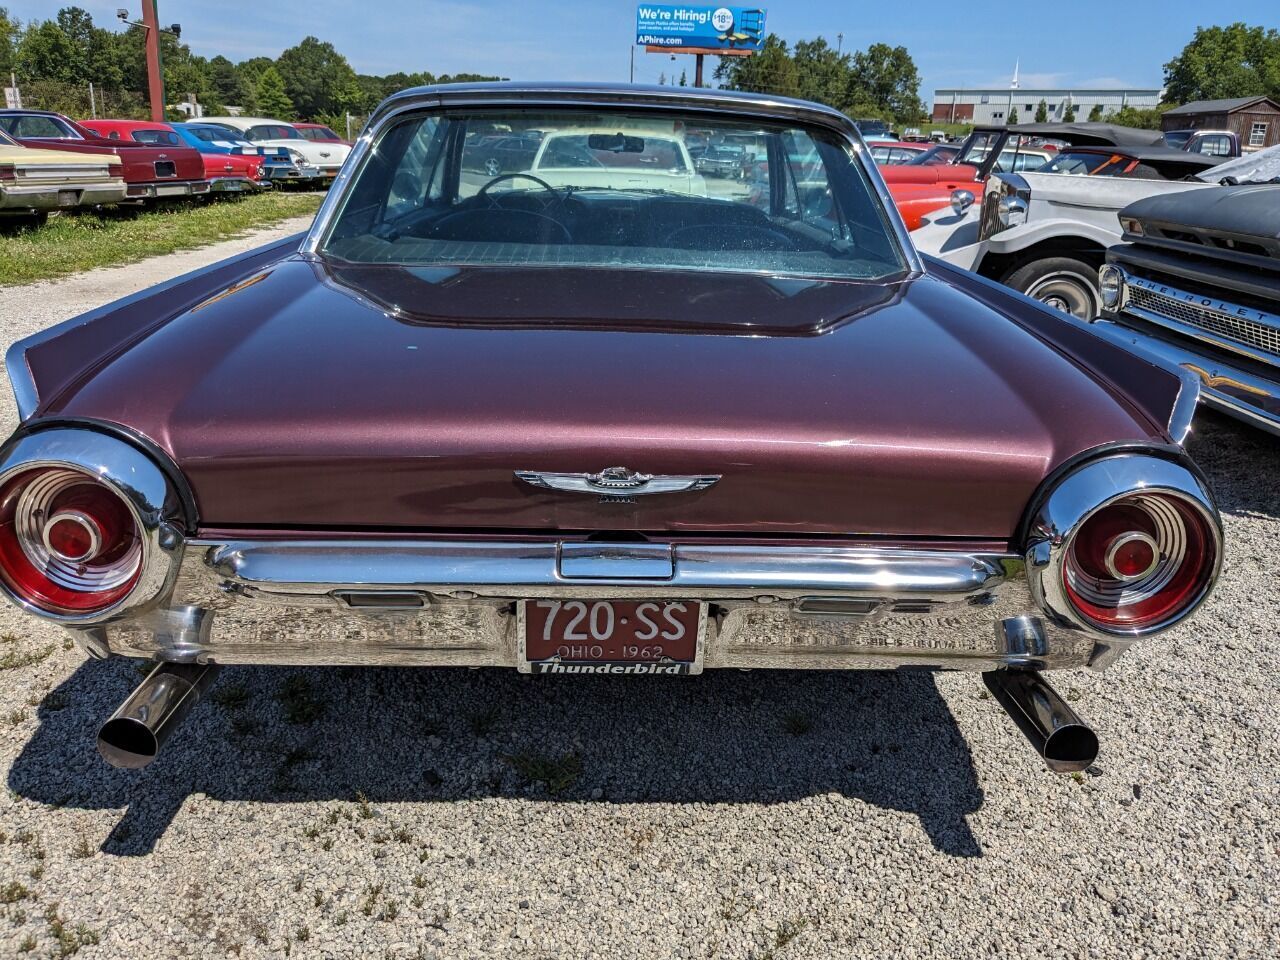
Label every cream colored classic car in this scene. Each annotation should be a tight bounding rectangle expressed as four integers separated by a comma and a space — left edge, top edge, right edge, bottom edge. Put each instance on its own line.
0, 127, 126, 223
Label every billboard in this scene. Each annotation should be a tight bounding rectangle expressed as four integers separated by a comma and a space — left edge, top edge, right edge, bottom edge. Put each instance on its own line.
636, 6, 767, 52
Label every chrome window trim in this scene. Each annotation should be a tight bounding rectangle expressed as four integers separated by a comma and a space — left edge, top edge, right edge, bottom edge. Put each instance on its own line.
299, 82, 923, 277
1023, 454, 1222, 639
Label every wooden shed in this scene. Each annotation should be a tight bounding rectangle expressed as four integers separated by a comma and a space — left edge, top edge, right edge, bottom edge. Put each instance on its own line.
1161, 96, 1280, 150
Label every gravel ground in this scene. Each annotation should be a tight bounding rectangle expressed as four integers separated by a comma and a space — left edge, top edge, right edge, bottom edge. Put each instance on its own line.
0, 228, 1277, 959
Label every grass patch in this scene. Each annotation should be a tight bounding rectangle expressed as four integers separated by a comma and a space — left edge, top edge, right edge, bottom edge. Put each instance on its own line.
0, 644, 55, 671
0, 192, 322, 286
505, 749, 582, 795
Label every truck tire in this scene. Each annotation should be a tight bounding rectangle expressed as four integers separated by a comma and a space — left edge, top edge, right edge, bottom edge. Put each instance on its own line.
1005, 256, 1101, 320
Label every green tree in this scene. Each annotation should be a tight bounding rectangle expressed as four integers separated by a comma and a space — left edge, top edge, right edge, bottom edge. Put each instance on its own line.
1088, 103, 1104, 121
848, 43, 923, 122
1034, 98, 1048, 122
0, 7, 18, 77
14, 20, 78, 83
714, 34, 800, 98
1163, 23, 1280, 104
1063, 101, 1076, 121
253, 64, 294, 118
1109, 104, 1170, 129
277, 36, 361, 119
208, 55, 243, 105
791, 36, 851, 109
1007, 106, 1018, 125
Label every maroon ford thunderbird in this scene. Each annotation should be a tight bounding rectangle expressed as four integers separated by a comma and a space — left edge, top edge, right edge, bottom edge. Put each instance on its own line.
0, 84, 1222, 773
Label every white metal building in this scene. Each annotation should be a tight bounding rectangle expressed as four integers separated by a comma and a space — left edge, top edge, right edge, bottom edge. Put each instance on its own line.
930, 88, 1162, 125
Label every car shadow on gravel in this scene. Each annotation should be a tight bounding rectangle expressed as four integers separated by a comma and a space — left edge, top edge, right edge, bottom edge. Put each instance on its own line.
9, 659, 986, 858
1185, 409, 1280, 519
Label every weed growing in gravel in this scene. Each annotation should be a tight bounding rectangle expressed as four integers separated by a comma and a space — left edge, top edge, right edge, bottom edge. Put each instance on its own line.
1, 880, 31, 903
355, 791, 375, 819
295, 926, 310, 942
378, 901, 399, 922
17, 933, 35, 953
39, 691, 69, 712
45, 904, 100, 958
427, 906, 452, 931
70, 835, 94, 859
755, 917, 809, 960
0, 644, 54, 671
410, 893, 424, 909
211, 682, 250, 711
467, 706, 499, 736
412, 873, 427, 888
782, 712, 814, 736
278, 676, 325, 724
361, 883, 384, 917
505, 749, 582, 794
334, 911, 348, 927
321, 837, 334, 851
246, 917, 269, 944
312, 890, 324, 909
392, 826, 413, 844
1067, 687, 1083, 702
5, 709, 28, 726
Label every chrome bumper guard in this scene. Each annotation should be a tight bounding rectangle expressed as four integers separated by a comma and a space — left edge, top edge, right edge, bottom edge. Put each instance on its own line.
72, 538, 1112, 672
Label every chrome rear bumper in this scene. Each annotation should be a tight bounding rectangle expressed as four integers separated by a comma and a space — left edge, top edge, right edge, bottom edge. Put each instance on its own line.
72, 538, 1111, 672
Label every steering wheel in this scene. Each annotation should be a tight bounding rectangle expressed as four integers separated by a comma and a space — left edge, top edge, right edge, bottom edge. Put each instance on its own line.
476, 172, 564, 211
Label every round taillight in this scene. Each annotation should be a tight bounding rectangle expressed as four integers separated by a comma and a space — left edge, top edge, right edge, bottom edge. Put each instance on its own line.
1062, 492, 1215, 631
0, 467, 143, 615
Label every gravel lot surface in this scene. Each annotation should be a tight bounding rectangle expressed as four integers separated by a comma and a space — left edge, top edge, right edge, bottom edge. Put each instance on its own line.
0, 227, 1277, 959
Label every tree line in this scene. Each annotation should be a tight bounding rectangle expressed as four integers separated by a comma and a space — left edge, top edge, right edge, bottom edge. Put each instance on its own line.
1, 8, 1276, 132
0, 6, 501, 127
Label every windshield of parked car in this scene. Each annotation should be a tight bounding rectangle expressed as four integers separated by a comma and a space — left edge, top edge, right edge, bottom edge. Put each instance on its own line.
1037, 150, 1117, 175
246, 124, 303, 141
1162, 131, 1191, 148
319, 108, 909, 282
906, 144, 959, 165
0, 113, 81, 139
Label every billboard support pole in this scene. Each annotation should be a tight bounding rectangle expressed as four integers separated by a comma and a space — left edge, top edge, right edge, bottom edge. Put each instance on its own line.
694, 54, 704, 88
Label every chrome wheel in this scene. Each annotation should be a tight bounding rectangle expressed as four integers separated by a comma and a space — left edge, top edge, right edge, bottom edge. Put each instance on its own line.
484, 158, 501, 176
1025, 271, 1100, 319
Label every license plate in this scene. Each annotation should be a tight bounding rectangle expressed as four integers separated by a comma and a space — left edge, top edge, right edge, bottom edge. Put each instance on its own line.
520, 600, 704, 675
58, 190, 78, 207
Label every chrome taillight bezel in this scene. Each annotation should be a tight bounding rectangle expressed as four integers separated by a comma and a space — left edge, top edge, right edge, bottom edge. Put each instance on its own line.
0, 429, 185, 624
1024, 454, 1223, 638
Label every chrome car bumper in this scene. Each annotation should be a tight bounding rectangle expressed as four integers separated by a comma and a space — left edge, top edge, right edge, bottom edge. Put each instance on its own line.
71, 538, 1114, 673
125, 179, 211, 200
208, 176, 266, 193
0, 180, 128, 212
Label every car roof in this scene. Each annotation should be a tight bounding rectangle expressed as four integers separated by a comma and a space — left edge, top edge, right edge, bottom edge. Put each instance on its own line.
82, 118, 172, 129
980, 122, 1166, 148
369, 82, 856, 139
1058, 144, 1223, 168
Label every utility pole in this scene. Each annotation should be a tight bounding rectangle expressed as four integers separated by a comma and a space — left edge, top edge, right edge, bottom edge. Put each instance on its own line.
836, 32, 843, 55
141, 1, 167, 121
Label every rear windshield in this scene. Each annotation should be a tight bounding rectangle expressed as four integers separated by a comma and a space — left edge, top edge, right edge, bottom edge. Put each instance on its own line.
319, 108, 907, 282
130, 128, 181, 145
246, 124, 302, 141
1038, 151, 1115, 175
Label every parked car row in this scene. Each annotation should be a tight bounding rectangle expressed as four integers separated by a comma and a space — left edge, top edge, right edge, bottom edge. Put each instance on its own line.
0, 108, 353, 225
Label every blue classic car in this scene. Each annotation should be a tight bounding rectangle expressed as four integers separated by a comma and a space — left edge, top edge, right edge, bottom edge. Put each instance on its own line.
171, 122, 315, 183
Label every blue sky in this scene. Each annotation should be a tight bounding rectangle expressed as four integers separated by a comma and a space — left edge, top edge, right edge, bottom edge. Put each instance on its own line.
8, 1, 1276, 103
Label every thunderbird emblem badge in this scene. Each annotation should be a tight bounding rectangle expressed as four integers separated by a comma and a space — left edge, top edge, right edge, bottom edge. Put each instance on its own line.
515, 466, 720, 502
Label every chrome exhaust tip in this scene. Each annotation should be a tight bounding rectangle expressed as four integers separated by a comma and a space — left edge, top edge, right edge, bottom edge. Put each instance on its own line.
982, 669, 1098, 773
97, 662, 220, 769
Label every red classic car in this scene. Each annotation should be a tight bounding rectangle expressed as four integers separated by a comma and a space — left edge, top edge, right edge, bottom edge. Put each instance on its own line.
80, 118, 271, 193
0, 85, 1222, 776
0, 108, 209, 201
